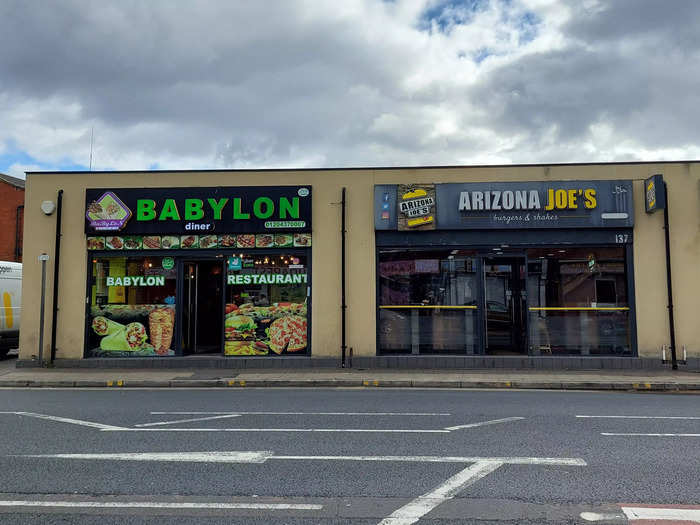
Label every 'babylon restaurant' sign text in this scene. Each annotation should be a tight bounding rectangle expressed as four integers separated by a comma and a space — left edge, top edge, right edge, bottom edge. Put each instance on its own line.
86, 186, 312, 235
375, 180, 634, 229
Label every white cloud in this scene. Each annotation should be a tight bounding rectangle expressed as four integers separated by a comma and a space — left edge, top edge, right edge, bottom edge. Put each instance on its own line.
0, 0, 699, 173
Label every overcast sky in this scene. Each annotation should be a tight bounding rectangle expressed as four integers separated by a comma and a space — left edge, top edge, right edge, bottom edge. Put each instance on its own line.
2, 0, 700, 178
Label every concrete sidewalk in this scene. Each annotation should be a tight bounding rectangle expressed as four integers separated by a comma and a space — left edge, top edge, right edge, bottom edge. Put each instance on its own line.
1, 358, 699, 391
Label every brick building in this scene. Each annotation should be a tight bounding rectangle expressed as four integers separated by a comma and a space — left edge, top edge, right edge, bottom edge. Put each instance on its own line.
0, 173, 25, 262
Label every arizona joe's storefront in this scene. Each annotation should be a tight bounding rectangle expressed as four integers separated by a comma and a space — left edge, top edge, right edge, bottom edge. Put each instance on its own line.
84, 186, 312, 358
374, 180, 637, 357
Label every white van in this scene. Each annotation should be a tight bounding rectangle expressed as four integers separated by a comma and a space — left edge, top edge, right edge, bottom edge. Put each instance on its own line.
0, 262, 21, 357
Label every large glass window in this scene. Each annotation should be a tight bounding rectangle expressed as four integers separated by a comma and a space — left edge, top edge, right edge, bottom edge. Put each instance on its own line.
526, 246, 632, 355
225, 253, 308, 356
88, 256, 177, 357
378, 249, 478, 355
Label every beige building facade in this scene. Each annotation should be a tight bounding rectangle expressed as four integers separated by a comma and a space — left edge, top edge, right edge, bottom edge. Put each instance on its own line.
17, 162, 700, 368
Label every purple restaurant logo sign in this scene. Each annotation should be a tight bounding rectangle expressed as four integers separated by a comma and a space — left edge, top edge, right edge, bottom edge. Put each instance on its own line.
86, 192, 132, 231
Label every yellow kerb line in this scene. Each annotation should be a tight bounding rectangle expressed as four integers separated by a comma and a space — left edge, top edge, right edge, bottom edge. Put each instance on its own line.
528, 307, 629, 311
378, 305, 477, 310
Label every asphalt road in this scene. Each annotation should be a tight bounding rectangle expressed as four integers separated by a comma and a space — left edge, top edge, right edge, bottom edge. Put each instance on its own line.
0, 387, 698, 524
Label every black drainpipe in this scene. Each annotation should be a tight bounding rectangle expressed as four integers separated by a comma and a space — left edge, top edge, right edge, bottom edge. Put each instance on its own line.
661, 181, 677, 370
15, 205, 24, 262
50, 190, 63, 363
341, 187, 347, 367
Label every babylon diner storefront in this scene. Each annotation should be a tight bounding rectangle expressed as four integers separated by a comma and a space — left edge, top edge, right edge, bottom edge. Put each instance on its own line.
374, 181, 636, 357
84, 185, 312, 358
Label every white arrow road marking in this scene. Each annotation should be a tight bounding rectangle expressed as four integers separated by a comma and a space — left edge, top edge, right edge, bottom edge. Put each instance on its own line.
602, 433, 700, 437
3, 411, 524, 434
577, 415, 700, 420
378, 461, 503, 525
151, 411, 452, 416
135, 414, 242, 427
622, 506, 700, 521
0, 500, 322, 511
17, 452, 586, 467
0, 411, 126, 431
444, 416, 524, 431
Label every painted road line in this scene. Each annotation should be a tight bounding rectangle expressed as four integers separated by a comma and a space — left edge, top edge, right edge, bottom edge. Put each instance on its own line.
622, 505, 700, 521
579, 511, 625, 522
150, 411, 452, 416
445, 416, 524, 431
135, 414, 242, 427
577, 415, 700, 420
378, 461, 503, 525
19, 451, 274, 463
273, 455, 586, 466
0, 500, 322, 511
101, 428, 450, 433
5, 411, 126, 431
19, 451, 586, 467
602, 433, 700, 437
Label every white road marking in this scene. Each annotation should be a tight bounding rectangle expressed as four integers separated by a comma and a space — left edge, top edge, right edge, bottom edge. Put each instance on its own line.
135, 414, 242, 427
602, 433, 700, 437
622, 506, 700, 521
19, 451, 586, 466
577, 415, 700, 420
273, 455, 585, 466
579, 511, 625, 521
101, 428, 450, 433
7, 411, 126, 431
445, 416, 524, 431
377, 460, 503, 525
19, 451, 273, 463
0, 500, 322, 511
150, 411, 452, 416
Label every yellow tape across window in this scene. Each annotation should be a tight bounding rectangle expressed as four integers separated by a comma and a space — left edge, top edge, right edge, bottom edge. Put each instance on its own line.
378, 305, 477, 310
528, 307, 629, 311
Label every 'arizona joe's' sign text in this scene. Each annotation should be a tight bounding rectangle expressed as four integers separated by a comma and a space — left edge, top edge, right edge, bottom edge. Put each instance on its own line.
86, 186, 312, 235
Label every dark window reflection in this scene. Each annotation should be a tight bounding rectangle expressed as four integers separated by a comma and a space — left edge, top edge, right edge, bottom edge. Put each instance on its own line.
526, 247, 632, 356
378, 249, 478, 355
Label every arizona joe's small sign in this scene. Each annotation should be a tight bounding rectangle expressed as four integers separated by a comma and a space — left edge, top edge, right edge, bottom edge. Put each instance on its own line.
86, 186, 312, 235
397, 184, 437, 231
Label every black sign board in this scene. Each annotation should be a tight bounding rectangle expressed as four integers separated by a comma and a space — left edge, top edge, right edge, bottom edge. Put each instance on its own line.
86, 186, 312, 234
375, 180, 634, 230
644, 174, 666, 213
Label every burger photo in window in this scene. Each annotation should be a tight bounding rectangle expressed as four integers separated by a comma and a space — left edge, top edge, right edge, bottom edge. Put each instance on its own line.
225, 314, 257, 341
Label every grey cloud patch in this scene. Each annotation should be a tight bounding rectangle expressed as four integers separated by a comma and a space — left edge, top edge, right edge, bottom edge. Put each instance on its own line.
566, 0, 700, 46
468, 0, 700, 155
470, 47, 653, 139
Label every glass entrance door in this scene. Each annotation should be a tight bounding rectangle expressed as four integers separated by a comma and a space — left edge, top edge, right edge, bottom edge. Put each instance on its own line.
484, 257, 527, 354
182, 261, 223, 354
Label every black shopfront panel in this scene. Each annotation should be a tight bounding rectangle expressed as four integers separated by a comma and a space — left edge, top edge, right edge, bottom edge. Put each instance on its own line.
376, 229, 635, 357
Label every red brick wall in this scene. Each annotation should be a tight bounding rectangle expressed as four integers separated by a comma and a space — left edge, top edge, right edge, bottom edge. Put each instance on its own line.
0, 182, 25, 262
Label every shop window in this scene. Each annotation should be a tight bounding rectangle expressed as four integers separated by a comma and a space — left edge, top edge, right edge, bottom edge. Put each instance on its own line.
88, 256, 177, 357
526, 247, 632, 356
378, 249, 478, 355
224, 253, 309, 356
